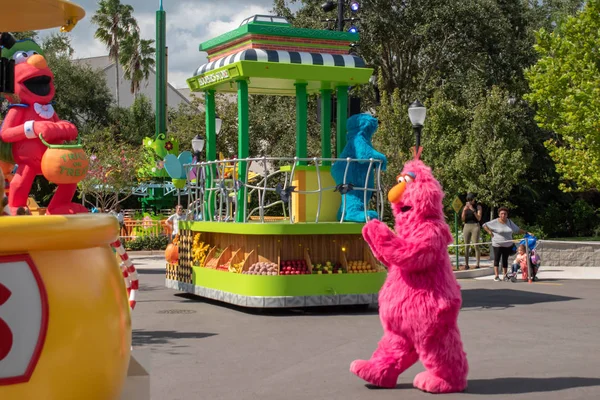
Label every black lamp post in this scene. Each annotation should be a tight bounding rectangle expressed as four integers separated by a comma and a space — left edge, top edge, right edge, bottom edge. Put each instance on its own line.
191, 134, 205, 162
408, 100, 426, 149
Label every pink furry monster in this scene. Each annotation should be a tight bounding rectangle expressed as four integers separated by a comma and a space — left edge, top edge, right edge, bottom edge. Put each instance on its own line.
350, 158, 469, 393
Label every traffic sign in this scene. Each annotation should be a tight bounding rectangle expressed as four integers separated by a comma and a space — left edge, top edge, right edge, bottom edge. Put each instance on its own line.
452, 196, 463, 214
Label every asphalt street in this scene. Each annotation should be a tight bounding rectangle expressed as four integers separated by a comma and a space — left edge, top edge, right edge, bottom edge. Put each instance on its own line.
131, 257, 600, 400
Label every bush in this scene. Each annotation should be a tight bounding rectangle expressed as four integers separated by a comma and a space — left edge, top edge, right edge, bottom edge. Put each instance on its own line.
125, 235, 169, 251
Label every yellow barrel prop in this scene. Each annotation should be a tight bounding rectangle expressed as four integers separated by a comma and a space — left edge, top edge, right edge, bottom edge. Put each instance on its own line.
0, 214, 131, 399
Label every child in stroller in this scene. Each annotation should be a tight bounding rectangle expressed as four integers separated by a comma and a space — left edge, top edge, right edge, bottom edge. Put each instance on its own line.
505, 234, 541, 282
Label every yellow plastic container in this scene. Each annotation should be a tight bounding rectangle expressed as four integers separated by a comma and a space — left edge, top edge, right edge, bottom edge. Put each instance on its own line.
0, 214, 131, 400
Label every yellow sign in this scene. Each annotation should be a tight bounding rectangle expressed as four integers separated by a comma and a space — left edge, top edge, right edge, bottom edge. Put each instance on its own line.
451, 196, 463, 214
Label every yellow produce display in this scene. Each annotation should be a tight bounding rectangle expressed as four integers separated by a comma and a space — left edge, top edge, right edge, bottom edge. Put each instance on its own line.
192, 233, 210, 266
347, 260, 379, 273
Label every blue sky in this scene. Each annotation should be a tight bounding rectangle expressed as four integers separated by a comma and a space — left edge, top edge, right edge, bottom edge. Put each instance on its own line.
38, 0, 279, 88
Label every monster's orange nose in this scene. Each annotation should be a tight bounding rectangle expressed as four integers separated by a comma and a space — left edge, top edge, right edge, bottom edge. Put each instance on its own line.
27, 54, 47, 69
388, 181, 406, 204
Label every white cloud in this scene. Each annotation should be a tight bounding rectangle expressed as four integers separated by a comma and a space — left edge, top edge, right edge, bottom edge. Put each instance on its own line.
37, 0, 276, 87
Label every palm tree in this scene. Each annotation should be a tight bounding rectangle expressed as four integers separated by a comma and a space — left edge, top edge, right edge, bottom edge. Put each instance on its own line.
91, 0, 139, 107
120, 33, 155, 96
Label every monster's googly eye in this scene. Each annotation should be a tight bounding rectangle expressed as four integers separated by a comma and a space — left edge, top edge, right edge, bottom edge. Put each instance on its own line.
405, 172, 416, 183
26, 50, 38, 57
396, 175, 405, 184
12, 51, 28, 64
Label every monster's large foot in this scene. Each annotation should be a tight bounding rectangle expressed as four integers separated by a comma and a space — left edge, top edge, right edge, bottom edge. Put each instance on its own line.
350, 359, 399, 388
46, 202, 89, 215
413, 371, 467, 393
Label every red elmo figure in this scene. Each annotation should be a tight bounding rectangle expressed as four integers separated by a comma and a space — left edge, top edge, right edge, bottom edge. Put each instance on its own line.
0, 39, 87, 215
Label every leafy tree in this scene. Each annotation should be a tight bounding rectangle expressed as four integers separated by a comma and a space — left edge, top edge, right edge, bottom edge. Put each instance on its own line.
525, 0, 600, 192
91, 0, 139, 106
79, 129, 144, 211
108, 95, 155, 146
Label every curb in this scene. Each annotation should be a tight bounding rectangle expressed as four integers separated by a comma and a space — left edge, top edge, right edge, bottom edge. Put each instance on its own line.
454, 267, 494, 279
127, 251, 165, 256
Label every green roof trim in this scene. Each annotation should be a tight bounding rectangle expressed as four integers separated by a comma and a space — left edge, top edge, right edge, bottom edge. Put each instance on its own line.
200, 24, 359, 52
181, 221, 366, 235
187, 61, 373, 95
209, 39, 349, 59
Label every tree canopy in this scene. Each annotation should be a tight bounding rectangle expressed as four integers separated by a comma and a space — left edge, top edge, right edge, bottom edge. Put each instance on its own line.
525, 0, 600, 192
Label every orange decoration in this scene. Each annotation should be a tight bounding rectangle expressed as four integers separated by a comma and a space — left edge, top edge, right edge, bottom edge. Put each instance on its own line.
39, 136, 89, 184
165, 243, 179, 263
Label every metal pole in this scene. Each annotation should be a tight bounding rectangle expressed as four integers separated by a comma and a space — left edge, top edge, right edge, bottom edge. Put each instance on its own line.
455, 211, 460, 269
155, 3, 167, 138
337, 0, 345, 31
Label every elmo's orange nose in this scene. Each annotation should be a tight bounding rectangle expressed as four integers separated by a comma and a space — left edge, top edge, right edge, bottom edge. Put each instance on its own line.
27, 54, 47, 69
388, 181, 406, 204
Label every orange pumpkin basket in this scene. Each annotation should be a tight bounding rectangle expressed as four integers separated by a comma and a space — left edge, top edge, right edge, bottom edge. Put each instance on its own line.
40, 134, 89, 184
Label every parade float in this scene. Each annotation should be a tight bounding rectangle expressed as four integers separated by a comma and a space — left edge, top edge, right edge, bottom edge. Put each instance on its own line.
165, 14, 388, 308
0, 2, 139, 399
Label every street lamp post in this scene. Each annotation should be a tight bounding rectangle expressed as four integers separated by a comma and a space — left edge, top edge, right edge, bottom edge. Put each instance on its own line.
408, 99, 426, 150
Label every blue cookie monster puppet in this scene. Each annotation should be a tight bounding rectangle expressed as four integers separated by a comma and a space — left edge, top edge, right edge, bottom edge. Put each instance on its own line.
331, 113, 387, 222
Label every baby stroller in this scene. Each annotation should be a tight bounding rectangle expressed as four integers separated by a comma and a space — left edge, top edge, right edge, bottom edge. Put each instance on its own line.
505, 234, 541, 283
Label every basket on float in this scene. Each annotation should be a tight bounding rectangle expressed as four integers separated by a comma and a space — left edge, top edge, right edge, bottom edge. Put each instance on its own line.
39, 134, 89, 184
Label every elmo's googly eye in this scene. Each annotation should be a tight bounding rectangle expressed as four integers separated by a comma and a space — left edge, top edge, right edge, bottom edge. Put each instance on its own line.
13, 51, 28, 64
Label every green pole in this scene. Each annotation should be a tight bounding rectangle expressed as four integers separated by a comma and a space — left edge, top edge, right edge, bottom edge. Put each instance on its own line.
455, 211, 460, 269
236, 80, 249, 223
336, 86, 348, 156
295, 82, 308, 166
205, 90, 216, 221
155, 3, 167, 138
320, 89, 332, 166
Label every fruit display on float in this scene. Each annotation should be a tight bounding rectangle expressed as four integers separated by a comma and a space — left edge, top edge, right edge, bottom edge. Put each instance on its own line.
192, 233, 210, 266
280, 259, 310, 275
347, 260, 378, 273
243, 262, 278, 275
313, 261, 345, 274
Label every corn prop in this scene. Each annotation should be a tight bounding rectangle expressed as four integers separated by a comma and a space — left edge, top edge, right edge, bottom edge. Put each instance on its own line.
228, 260, 245, 273
192, 233, 210, 266
111, 239, 139, 310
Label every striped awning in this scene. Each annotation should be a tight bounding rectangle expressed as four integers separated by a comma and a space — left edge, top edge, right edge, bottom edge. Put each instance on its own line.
194, 49, 367, 77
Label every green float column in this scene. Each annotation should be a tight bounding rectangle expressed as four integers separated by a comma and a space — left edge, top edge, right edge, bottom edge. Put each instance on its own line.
295, 82, 308, 165
336, 86, 348, 156
320, 89, 332, 166
155, 3, 167, 137
205, 90, 216, 221
236, 80, 249, 223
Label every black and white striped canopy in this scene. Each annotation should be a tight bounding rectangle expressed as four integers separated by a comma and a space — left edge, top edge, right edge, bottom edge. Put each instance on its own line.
194, 49, 367, 77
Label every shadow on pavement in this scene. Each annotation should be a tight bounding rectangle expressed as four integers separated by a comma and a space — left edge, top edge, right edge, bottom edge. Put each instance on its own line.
132, 329, 217, 346
461, 288, 579, 310
365, 377, 600, 394
466, 377, 600, 394
137, 269, 167, 275
173, 293, 379, 316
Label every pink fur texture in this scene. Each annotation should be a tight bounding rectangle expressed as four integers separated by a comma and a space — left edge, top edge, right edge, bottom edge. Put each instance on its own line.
350, 159, 469, 393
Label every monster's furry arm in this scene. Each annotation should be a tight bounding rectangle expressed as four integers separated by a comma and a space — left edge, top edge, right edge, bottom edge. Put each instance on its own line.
1, 112, 77, 143
363, 219, 449, 272
353, 135, 387, 170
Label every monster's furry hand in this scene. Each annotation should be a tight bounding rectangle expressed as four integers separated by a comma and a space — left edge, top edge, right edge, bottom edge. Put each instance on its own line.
363, 219, 398, 266
35, 120, 78, 143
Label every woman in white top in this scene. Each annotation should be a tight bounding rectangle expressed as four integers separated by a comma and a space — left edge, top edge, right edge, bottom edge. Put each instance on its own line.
483, 207, 531, 281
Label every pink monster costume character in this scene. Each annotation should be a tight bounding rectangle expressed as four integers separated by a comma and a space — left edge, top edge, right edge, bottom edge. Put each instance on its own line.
350, 155, 469, 393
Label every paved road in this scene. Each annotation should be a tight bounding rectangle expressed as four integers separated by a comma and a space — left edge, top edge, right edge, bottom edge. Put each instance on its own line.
131, 257, 600, 400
